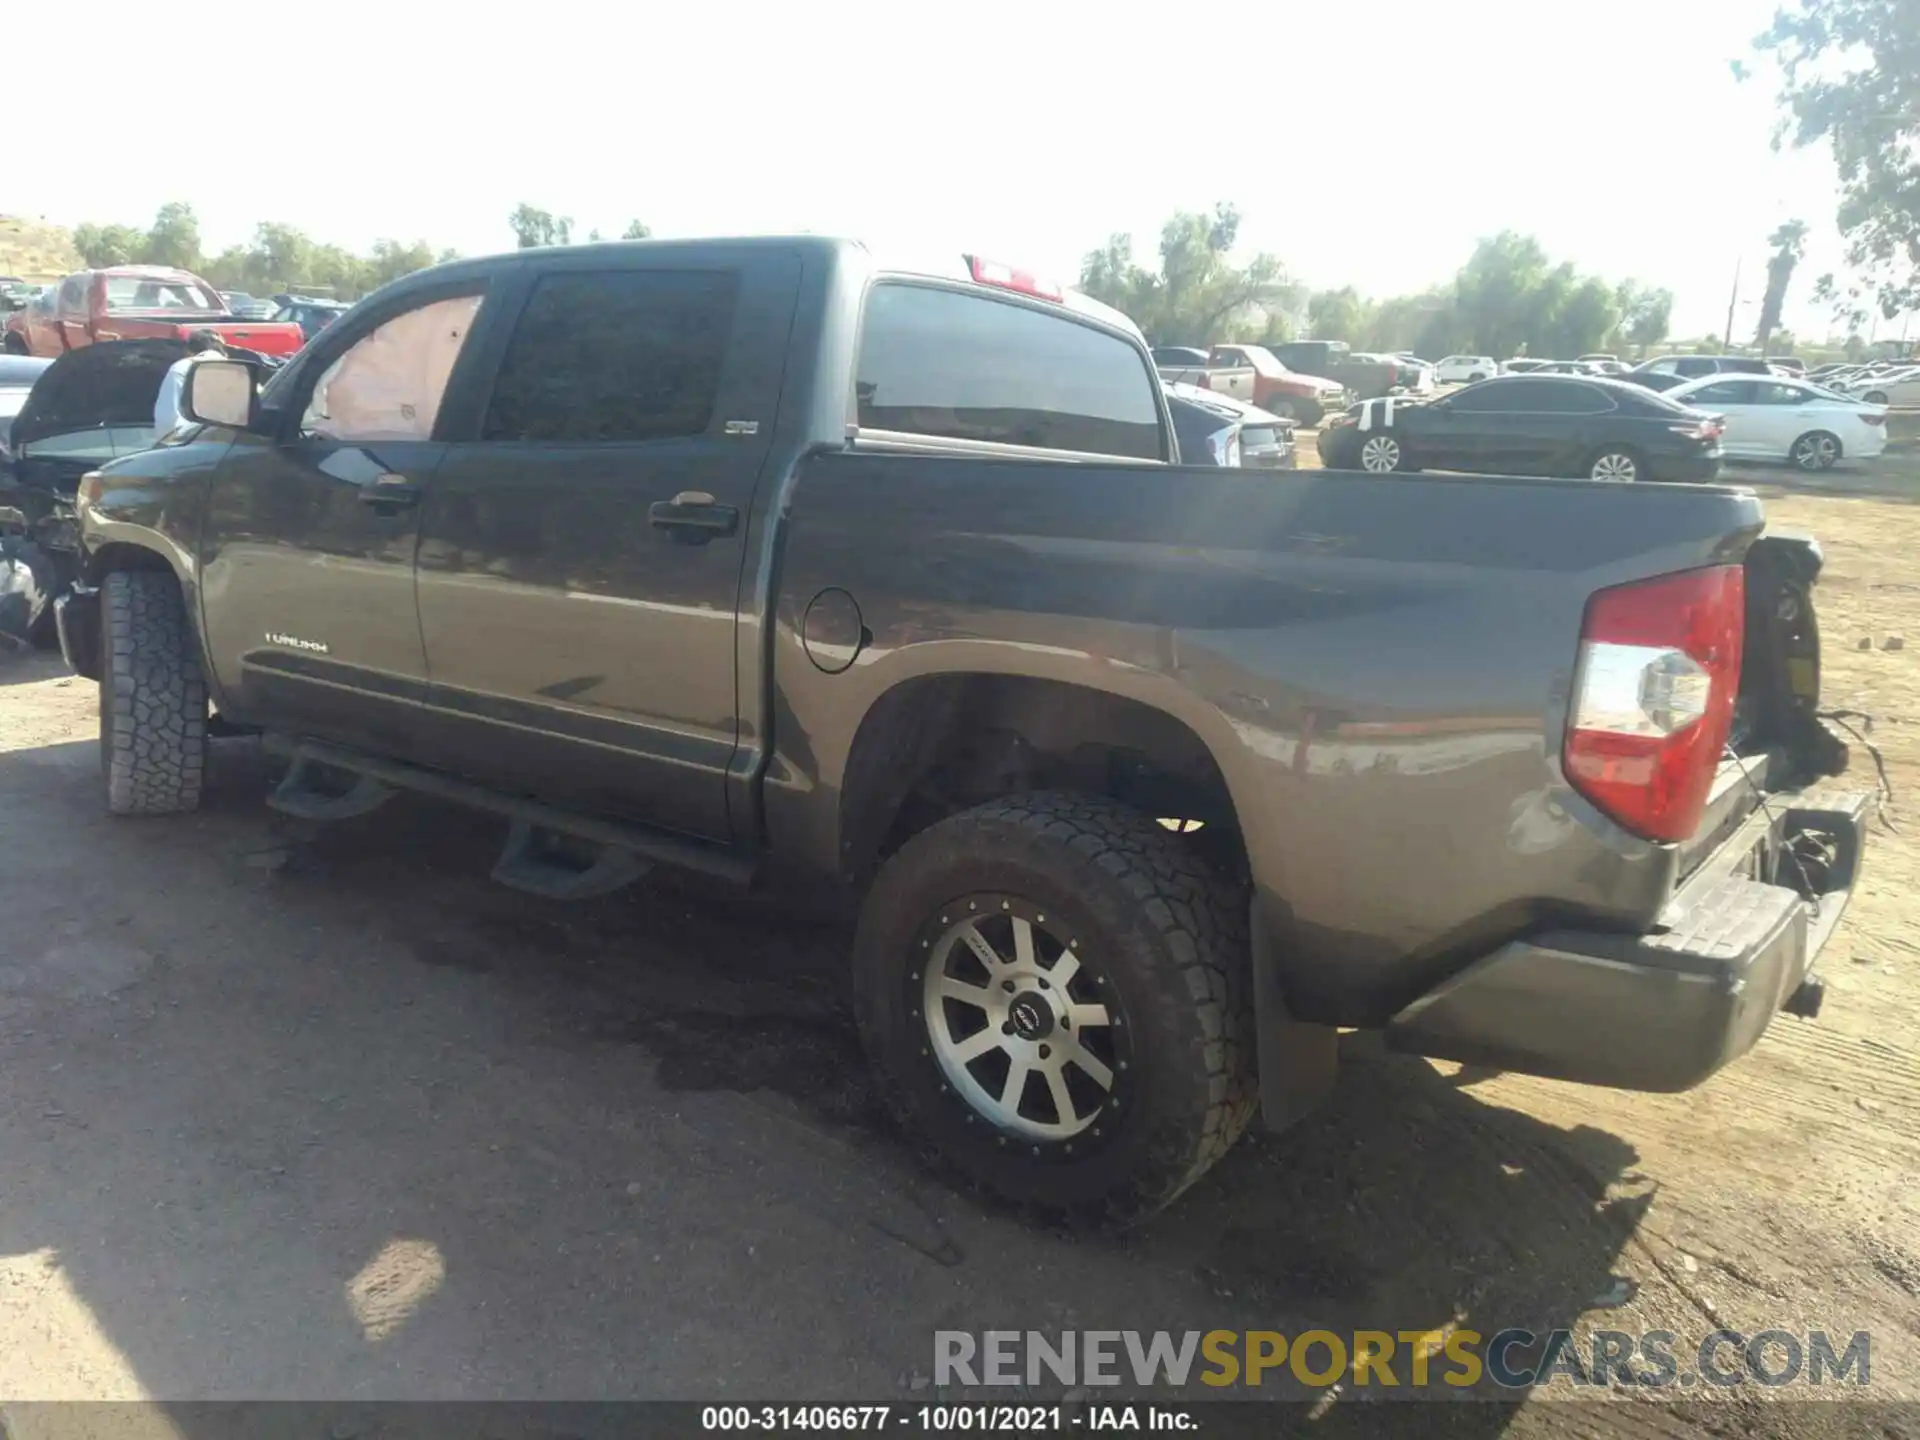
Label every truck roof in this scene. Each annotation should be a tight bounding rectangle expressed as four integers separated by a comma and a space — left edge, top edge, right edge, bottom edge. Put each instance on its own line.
392, 235, 1147, 344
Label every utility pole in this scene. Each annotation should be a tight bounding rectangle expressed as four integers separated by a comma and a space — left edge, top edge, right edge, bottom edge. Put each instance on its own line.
1722, 258, 1741, 352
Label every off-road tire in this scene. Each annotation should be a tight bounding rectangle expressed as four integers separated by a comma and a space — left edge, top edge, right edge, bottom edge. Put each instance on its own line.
852, 791, 1257, 1227
99, 570, 207, 816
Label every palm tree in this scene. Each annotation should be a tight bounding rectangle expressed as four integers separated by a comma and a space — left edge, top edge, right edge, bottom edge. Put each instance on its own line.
1754, 220, 1809, 353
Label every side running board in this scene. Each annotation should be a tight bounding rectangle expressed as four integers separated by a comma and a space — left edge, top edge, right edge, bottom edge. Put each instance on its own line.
491, 818, 651, 901
261, 735, 756, 897
268, 756, 396, 821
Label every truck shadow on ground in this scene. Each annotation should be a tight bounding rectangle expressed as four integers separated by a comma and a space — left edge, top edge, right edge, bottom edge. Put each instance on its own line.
0, 735, 1664, 1427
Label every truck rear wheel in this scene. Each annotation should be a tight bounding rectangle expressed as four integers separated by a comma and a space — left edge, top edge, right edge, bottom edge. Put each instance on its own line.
99, 570, 207, 816
852, 792, 1256, 1226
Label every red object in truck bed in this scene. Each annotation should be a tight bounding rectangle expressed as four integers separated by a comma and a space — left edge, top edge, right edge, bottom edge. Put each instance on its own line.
2, 265, 306, 359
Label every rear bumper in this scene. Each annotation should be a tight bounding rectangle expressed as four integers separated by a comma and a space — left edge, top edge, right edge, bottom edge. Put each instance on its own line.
55, 581, 100, 680
1386, 783, 1873, 1091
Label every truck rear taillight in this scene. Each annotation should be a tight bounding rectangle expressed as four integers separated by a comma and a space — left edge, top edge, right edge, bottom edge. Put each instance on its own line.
1563, 565, 1744, 842
964, 255, 1065, 302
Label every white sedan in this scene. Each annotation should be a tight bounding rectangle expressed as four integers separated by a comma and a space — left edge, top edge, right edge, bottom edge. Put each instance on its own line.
1666, 374, 1888, 470
1842, 367, 1920, 407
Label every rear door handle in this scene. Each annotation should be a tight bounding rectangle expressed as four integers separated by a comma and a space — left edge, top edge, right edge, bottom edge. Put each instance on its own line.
649, 491, 739, 540
357, 474, 422, 509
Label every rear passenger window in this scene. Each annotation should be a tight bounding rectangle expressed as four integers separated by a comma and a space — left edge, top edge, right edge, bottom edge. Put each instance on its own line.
482, 270, 737, 442
855, 283, 1162, 460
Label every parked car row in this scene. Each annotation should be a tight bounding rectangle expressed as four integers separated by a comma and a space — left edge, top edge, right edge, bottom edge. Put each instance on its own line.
4, 265, 307, 358
1315, 369, 1887, 480
1813, 362, 1920, 408
1152, 345, 1352, 424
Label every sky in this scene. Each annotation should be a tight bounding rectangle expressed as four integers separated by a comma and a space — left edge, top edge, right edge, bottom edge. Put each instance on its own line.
17, 0, 1895, 346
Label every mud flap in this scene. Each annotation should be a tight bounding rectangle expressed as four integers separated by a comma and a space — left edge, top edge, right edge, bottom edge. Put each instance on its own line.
1249, 895, 1339, 1131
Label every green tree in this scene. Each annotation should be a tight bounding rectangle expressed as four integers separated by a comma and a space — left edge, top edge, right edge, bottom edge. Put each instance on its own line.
509, 203, 572, 249
1077, 203, 1289, 346
366, 239, 439, 288
1306, 286, 1367, 341
144, 202, 202, 269
1449, 232, 1556, 357
1754, 218, 1809, 350
1753, 0, 1920, 319
1613, 282, 1674, 355
1546, 276, 1623, 358
1360, 291, 1452, 355
251, 222, 315, 289
72, 222, 145, 268
621, 220, 652, 240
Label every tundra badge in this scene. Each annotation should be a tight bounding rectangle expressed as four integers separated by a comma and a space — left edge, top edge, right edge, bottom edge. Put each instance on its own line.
265, 632, 330, 654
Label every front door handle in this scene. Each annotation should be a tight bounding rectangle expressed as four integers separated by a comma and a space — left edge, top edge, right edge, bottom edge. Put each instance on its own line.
649, 491, 739, 541
358, 474, 421, 510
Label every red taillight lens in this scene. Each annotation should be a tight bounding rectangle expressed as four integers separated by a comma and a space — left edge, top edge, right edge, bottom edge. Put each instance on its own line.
1563, 565, 1744, 842
1668, 418, 1723, 442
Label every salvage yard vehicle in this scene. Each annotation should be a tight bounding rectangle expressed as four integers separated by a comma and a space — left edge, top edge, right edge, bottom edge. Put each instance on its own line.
1840, 366, 1920, 408
1264, 339, 1402, 400
3, 266, 305, 358
1631, 354, 1775, 381
1164, 382, 1296, 469
1667, 374, 1888, 471
1153, 343, 1349, 425
1316, 374, 1726, 482
1435, 354, 1497, 383
54, 236, 1872, 1224
0, 340, 185, 645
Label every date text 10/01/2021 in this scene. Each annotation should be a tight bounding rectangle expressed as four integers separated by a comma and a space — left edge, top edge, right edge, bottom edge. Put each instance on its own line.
702, 1407, 1191, 1432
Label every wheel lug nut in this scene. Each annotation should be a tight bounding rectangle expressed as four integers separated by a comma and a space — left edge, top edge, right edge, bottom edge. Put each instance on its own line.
1037, 978, 1049, 989
1002, 1022, 1014, 1034
1038, 1044, 1051, 1059
1002, 980, 1015, 993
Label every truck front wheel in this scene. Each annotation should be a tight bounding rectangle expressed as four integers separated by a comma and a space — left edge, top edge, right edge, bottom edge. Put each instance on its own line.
99, 570, 207, 816
852, 792, 1256, 1226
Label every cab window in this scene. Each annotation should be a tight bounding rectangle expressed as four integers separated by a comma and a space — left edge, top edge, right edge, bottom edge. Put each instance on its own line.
856, 283, 1162, 460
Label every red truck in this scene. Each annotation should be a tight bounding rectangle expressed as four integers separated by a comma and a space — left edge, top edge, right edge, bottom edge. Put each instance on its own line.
3, 266, 305, 359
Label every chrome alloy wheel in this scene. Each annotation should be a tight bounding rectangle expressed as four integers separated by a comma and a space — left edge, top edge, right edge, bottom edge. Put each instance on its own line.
1792, 433, 1839, 470
918, 897, 1124, 1141
1590, 451, 1638, 482
1359, 435, 1401, 472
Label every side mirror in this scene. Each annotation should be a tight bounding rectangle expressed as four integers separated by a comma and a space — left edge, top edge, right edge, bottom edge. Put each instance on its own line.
181, 360, 258, 431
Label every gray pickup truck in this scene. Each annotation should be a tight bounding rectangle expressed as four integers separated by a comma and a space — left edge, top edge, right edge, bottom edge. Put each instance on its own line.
53, 237, 1870, 1225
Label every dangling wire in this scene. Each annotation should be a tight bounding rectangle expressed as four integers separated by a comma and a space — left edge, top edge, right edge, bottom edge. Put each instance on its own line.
1819, 709, 1898, 834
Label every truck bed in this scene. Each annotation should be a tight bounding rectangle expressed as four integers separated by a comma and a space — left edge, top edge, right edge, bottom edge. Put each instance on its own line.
770, 453, 1785, 1026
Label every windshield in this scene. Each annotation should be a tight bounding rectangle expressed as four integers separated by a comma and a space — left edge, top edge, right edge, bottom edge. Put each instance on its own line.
104, 276, 225, 314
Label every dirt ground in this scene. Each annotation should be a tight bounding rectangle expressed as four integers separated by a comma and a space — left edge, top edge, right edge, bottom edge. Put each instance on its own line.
2, 459, 1919, 1436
